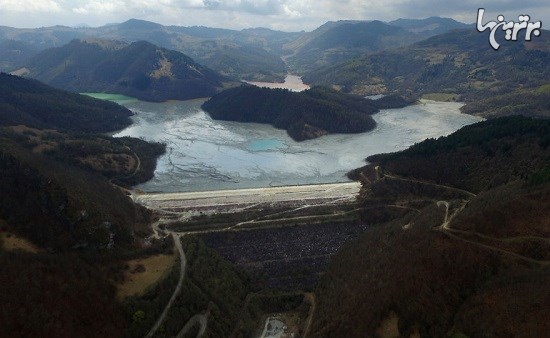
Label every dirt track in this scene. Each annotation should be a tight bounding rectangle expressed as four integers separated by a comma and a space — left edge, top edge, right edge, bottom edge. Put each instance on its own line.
145, 233, 186, 338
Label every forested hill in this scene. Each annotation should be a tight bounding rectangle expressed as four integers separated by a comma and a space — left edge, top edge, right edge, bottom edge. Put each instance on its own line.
0, 60, 170, 336
303, 29, 550, 118
284, 20, 422, 73
0, 72, 166, 250
0, 40, 38, 72
202, 85, 414, 141
0, 72, 132, 133
313, 116, 550, 337
0, 18, 298, 82
22, 39, 236, 102
283, 17, 470, 74
388, 17, 471, 36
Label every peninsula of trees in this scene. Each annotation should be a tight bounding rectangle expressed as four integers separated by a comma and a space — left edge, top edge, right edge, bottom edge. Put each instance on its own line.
202, 85, 413, 141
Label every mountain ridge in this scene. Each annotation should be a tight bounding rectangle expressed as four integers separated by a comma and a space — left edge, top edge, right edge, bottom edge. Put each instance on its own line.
22, 39, 235, 102
0, 18, 298, 81
389, 16, 471, 36
284, 20, 421, 73
1, 16, 471, 80
303, 28, 550, 118
0, 72, 133, 132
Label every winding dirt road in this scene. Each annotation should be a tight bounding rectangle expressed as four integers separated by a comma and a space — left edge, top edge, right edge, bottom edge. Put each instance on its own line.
303, 293, 316, 338
382, 172, 476, 198
176, 314, 208, 338
435, 200, 550, 266
145, 233, 186, 338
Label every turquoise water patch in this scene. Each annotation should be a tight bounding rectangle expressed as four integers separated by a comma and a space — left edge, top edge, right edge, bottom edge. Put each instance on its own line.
81, 92, 138, 104
247, 139, 286, 151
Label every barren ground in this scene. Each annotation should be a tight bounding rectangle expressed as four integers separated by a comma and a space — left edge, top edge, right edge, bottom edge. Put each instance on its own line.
116, 252, 177, 300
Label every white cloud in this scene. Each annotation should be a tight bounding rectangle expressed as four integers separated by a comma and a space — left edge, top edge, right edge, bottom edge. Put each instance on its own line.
0, 0, 62, 12
72, 1, 125, 14
0, 0, 548, 31
282, 4, 301, 19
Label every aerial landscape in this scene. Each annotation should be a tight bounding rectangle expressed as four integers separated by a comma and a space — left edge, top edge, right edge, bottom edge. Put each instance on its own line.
0, 1, 549, 337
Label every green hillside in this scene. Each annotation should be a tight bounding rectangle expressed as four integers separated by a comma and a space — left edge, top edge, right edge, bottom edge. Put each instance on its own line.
303, 29, 550, 117
462, 84, 550, 118
0, 73, 165, 250
0, 72, 133, 133
0, 40, 39, 71
0, 60, 169, 337
312, 116, 550, 337
389, 16, 471, 36
284, 20, 422, 73
23, 39, 236, 102
125, 236, 253, 337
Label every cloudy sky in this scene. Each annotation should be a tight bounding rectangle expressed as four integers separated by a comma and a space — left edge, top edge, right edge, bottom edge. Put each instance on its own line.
0, 0, 548, 31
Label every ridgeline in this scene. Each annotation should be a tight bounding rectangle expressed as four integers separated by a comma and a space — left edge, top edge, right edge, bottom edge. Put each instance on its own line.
0, 72, 133, 133
303, 29, 550, 118
21, 39, 236, 102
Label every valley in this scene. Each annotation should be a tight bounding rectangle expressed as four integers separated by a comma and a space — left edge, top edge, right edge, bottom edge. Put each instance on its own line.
0, 17, 471, 82
126, 116, 550, 337
1, 8, 549, 338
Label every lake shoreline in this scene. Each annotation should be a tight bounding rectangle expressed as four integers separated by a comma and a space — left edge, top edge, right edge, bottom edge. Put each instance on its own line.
107, 97, 482, 193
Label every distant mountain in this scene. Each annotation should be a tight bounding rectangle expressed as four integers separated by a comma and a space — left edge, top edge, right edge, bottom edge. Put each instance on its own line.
0, 40, 39, 72
389, 16, 471, 36
0, 24, 86, 50
185, 40, 288, 82
303, 28, 550, 118
0, 19, 302, 82
284, 20, 423, 73
22, 39, 235, 102
99, 20, 296, 81
0, 18, 471, 82
117, 18, 164, 31
313, 116, 550, 337
283, 17, 471, 74
202, 85, 414, 141
283, 20, 359, 53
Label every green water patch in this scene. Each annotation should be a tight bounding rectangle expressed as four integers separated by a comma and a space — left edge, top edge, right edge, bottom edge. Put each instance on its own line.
81, 92, 138, 104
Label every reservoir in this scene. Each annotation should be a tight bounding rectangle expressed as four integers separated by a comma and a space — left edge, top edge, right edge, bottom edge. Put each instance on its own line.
101, 94, 483, 192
